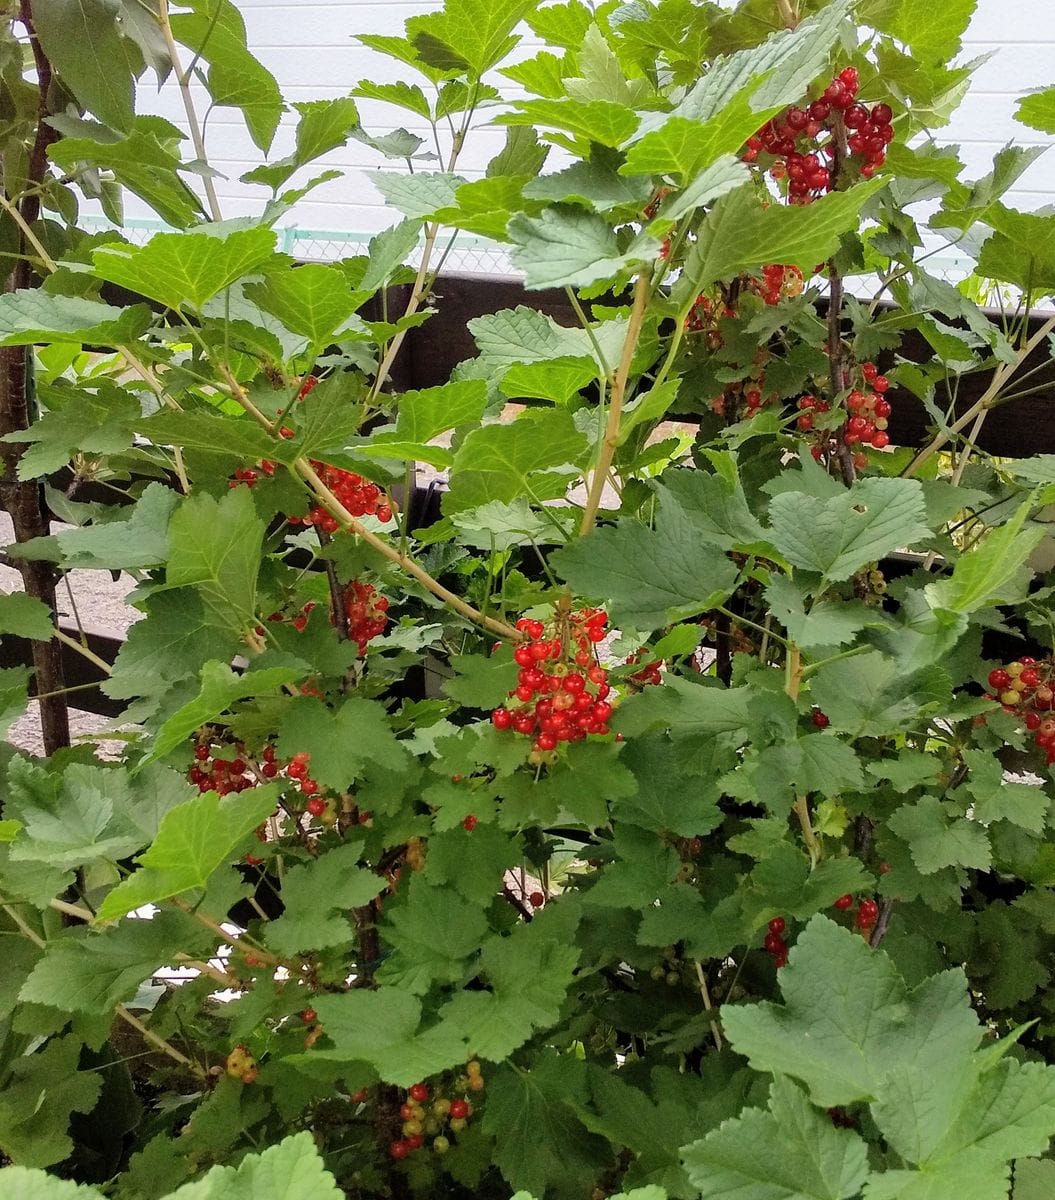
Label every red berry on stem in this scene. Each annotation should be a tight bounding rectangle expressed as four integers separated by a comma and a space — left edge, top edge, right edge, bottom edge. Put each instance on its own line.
463, 815, 478, 832
409, 1083, 429, 1103
449, 1099, 469, 1120
529, 891, 546, 907
768, 916, 786, 935
834, 894, 854, 911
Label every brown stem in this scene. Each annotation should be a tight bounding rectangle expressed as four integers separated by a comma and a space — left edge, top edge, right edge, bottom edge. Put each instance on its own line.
869, 897, 896, 948
825, 114, 855, 489
317, 527, 351, 642
0, 6, 68, 753
853, 814, 874, 859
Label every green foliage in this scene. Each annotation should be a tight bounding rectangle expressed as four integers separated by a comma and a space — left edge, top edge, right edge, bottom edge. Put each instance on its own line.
4, 1, 1055, 1198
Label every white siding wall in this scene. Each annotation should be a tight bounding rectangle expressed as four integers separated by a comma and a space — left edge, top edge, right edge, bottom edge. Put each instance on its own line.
127, 0, 1055, 235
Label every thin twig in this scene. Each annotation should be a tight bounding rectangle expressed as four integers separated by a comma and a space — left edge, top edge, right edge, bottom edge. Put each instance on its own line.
579, 270, 652, 535
785, 645, 822, 865
115, 1003, 205, 1076
694, 961, 723, 1051
52, 626, 113, 676
156, 0, 223, 223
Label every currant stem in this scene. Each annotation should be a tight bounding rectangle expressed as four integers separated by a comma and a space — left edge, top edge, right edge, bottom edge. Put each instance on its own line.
694, 961, 724, 1052
579, 269, 652, 536
784, 644, 823, 865
155, 0, 224, 223
212, 362, 521, 642
52, 626, 113, 676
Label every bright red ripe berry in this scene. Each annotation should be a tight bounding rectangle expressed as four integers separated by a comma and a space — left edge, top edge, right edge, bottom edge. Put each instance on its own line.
871, 102, 893, 126
872, 375, 890, 393
1020, 668, 1041, 689
463, 815, 478, 832
406, 1134, 424, 1151
529, 891, 546, 907
409, 1083, 429, 1103
449, 1099, 469, 1119
763, 931, 786, 954
839, 66, 860, 90
492, 708, 512, 730
834, 894, 854, 911
768, 916, 786, 935
306, 797, 326, 817
871, 431, 890, 449
301, 1008, 317, 1024
376, 504, 393, 523
390, 1141, 410, 1160
862, 361, 878, 381
812, 710, 830, 729
856, 899, 880, 930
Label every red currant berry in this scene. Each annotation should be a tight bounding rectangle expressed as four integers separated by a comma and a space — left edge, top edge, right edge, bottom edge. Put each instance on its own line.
763, 931, 786, 954
529, 891, 546, 907
306, 797, 326, 817
409, 1083, 429, 1103
812, 710, 830, 729
301, 1008, 317, 1024
988, 668, 1012, 691
463, 815, 478, 832
834, 894, 854, 911
856, 899, 880, 931
449, 1099, 469, 1120
768, 916, 786, 935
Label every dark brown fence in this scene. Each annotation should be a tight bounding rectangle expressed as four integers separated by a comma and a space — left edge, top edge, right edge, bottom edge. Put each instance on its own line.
3, 274, 1054, 718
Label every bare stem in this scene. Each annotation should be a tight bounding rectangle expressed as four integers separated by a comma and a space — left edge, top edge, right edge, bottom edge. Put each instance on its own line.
116, 1004, 205, 1076
209, 363, 519, 639
694, 961, 723, 1052
367, 125, 469, 405
168, 898, 283, 967
53, 626, 113, 676
579, 270, 652, 536
785, 645, 822, 865
156, 0, 223, 223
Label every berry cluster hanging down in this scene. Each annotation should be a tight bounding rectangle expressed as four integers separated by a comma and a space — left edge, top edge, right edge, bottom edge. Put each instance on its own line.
744, 67, 895, 202
491, 610, 614, 756
989, 657, 1055, 764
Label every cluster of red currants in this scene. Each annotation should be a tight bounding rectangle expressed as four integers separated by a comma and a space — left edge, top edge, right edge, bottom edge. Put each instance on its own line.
744, 67, 894, 203
188, 741, 323, 813
491, 611, 613, 755
989, 658, 1055, 765
752, 263, 805, 306
189, 740, 259, 796
805, 361, 893, 467
343, 580, 390, 655
290, 461, 393, 532
763, 916, 789, 968
389, 1072, 481, 1160
834, 892, 880, 932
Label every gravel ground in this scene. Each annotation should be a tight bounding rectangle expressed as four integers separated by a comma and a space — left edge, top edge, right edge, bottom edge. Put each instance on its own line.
0, 512, 139, 756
